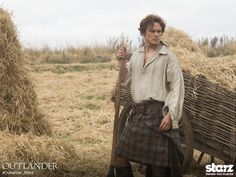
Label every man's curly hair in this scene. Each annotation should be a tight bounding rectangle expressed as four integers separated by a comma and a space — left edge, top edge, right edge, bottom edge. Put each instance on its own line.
138, 14, 166, 35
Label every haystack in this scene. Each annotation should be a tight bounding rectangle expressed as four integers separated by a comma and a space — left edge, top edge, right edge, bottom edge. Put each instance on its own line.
163, 27, 236, 89
0, 132, 80, 177
0, 8, 51, 136
0, 9, 82, 177
163, 27, 201, 52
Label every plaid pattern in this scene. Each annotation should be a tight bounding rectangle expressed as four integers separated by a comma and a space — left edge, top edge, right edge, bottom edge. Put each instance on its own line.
116, 100, 184, 173
146, 165, 170, 177
146, 165, 182, 177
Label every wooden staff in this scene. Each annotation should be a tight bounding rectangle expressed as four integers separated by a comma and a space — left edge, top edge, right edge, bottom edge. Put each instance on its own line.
106, 47, 127, 177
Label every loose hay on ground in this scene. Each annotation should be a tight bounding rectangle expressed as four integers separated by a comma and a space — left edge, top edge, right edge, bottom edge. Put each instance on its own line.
0, 131, 80, 177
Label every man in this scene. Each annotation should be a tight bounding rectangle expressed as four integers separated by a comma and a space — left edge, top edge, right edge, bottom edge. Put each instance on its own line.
115, 14, 185, 177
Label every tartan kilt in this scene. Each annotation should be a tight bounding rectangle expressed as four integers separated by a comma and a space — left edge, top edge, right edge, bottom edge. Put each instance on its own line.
115, 100, 184, 170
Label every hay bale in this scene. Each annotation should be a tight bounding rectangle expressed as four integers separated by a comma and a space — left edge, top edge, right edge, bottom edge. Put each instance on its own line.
0, 132, 80, 177
0, 8, 52, 135
163, 27, 201, 52
163, 27, 236, 89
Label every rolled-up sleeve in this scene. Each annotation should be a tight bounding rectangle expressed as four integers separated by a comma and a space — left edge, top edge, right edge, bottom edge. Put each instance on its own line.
162, 53, 185, 129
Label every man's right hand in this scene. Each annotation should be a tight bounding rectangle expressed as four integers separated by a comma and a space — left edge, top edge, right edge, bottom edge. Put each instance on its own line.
116, 47, 127, 60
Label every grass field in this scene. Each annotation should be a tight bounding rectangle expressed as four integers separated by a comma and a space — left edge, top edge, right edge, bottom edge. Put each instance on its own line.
30, 61, 222, 177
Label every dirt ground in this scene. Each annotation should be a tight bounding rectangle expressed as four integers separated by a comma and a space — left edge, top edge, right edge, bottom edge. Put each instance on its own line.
30, 63, 221, 177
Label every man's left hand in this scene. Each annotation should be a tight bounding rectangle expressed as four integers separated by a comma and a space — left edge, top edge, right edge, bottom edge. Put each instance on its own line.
159, 113, 172, 131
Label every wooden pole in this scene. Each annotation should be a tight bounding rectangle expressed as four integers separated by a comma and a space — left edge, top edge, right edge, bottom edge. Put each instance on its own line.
106, 47, 127, 177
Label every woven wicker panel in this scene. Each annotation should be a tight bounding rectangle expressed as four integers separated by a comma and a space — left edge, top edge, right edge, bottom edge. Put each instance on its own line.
183, 71, 236, 152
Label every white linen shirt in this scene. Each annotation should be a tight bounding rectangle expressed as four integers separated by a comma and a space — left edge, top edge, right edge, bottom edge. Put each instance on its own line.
125, 43, 185, 129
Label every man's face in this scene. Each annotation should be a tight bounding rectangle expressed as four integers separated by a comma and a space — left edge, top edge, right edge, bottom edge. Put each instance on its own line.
143, 22, 163, 46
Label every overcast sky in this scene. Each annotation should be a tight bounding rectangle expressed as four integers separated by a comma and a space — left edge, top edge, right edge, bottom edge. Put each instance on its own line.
2, 0, 236, 48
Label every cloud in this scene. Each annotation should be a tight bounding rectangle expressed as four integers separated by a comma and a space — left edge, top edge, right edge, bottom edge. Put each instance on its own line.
2, 0, 236, 48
